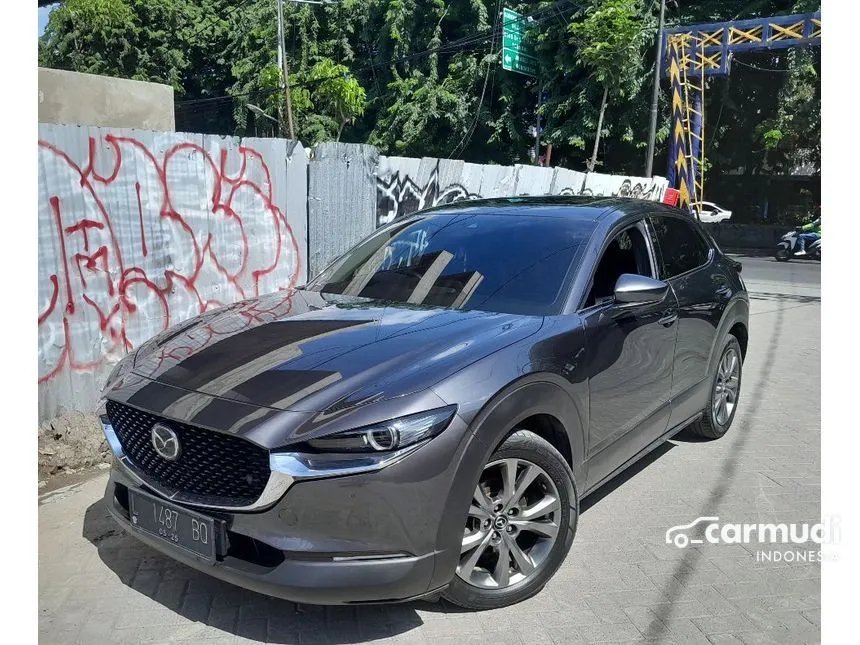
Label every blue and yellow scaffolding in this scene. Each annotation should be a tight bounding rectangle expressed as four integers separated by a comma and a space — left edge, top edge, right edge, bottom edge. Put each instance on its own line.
661, 11, 821, 216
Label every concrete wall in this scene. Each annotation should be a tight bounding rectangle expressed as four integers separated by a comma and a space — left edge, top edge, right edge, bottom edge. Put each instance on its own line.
38, 124, 308, 420
39, 68, 176, 131
376, 156, 667, 226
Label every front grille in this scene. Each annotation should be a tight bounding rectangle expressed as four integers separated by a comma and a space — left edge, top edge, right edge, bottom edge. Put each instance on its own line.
106, 400, 270, 508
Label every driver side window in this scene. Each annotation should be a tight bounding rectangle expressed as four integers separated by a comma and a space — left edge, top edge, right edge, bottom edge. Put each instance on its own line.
584, 224, 654, 308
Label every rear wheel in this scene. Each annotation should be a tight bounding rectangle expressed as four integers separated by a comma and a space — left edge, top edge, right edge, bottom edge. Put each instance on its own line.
689, 335, 743, 439
442, 430, 577, 610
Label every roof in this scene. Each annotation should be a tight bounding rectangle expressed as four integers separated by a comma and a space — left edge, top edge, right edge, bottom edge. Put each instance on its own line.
415, 195, 684, 223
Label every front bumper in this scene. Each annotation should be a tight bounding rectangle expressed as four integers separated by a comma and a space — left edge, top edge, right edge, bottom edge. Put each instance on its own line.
101, 412, 474, 605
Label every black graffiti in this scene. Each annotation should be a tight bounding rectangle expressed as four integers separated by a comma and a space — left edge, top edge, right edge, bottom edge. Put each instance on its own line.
376, 163, 481, 225
558, 187, 593, 196
376, 164, 664, 226
614, 178, 662, 201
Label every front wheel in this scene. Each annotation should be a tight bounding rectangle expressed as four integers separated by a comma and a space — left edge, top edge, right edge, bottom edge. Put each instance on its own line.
775, 245, 790, 262
442, 430, 577, 610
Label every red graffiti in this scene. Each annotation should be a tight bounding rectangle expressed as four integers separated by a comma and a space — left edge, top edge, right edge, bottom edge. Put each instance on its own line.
38, 134, 303, 384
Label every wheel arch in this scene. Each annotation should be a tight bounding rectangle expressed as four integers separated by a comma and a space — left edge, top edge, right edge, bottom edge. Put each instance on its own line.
707, 297, 750, 376
429, 373, 586, 590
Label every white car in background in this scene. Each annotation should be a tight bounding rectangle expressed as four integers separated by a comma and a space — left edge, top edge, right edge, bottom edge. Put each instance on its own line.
697, 201, 733, 223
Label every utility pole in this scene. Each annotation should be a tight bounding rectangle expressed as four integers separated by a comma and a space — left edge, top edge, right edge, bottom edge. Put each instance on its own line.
587, 86, 608, 173
534, 82, 543, 165
276, 0, 296, 140
645, 0, 666, 177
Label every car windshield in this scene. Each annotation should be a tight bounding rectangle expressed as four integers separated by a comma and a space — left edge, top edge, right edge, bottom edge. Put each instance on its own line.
305, 210, 595, 315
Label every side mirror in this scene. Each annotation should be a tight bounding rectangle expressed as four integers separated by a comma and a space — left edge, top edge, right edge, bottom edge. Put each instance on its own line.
614, 274, 669, 305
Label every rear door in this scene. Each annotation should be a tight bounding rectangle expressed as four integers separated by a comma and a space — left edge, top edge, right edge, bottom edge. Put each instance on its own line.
647, 215, 727, 428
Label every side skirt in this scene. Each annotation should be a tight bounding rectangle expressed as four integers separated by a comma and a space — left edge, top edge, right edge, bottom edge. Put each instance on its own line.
581, 411, 702, 498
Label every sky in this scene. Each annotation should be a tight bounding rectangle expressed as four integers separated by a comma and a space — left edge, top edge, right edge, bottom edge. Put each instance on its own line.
39, 4, 57, 36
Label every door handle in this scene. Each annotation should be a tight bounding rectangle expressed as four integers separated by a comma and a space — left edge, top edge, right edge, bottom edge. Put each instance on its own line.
658, 311, 678, 327
715, 285, 731, 297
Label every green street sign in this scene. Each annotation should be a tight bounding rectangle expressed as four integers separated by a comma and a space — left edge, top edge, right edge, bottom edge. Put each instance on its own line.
502, 48, 539, 77
501, 8, 537, 77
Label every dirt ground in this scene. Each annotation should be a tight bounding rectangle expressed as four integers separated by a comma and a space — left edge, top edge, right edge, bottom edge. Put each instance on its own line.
38, 412, 109, 481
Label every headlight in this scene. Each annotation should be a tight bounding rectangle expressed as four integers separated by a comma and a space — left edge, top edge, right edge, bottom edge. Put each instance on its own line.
270, 406, 457, 480
306, 406, 457, 453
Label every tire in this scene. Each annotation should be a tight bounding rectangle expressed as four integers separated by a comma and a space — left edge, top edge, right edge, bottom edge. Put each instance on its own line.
689, 335, 743, 440
774, 246, 790, 262
442, 430, 578, 610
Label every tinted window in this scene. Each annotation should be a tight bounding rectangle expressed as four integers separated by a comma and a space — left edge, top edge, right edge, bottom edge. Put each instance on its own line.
306, 212, 594, 315
649, 216, 710, 278
585, 226, 653, 308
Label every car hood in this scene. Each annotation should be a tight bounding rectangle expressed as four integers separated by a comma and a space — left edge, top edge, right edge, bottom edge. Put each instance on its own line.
128, 289, 542, 414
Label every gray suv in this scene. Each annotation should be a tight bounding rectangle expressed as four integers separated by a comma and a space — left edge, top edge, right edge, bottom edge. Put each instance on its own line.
100, 197, 748, 609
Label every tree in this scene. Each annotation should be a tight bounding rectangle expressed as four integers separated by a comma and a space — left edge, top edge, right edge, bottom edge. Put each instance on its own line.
39, 0, 191, 95
37, 0, 820, 188
568, 0, 653, 171
292, 59, 367, 143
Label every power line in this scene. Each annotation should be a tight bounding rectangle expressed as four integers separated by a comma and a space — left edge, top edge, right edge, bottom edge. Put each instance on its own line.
447, 0, 503, 159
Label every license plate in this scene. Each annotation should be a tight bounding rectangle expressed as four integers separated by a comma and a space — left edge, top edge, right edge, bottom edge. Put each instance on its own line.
128, 489, 221, 561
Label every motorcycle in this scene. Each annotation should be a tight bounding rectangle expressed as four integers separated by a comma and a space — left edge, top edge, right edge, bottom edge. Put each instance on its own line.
775, 228, 821, 262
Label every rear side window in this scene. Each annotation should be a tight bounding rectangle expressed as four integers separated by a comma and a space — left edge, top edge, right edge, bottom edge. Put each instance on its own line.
649, 216, 711, 279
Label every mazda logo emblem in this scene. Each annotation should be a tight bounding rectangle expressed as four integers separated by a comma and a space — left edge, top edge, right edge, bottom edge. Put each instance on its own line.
151, 423, 180, 461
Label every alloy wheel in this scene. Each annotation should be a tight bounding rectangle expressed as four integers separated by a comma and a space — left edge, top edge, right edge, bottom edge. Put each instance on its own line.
456, 458, 561, 589
713, 347, 740, 426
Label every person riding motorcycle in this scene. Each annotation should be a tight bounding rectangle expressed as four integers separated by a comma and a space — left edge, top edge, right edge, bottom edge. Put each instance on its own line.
796, 215, 821, 256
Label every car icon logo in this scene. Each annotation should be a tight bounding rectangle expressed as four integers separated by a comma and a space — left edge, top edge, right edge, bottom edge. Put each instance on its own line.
151, 423, 181, 461
665, 516, 719, 548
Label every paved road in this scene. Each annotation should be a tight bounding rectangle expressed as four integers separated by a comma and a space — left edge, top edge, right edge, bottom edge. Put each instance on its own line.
731, 253, 821, 288
39, 255, 821, 645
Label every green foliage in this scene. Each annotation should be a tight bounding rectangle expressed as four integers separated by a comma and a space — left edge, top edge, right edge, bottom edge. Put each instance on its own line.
37, 0, 820, 176
293, 59, 367, 143
758, 47, 820, 171
760, 128, 783, 149
39, 0, 189, 94
569, 0, 651, 92
567, 0, 653, 168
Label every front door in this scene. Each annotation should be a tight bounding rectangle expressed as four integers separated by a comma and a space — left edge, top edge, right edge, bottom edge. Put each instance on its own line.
580, 223, 679, 490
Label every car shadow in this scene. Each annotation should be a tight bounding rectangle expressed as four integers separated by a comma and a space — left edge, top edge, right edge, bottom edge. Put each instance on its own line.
580, 441, 676, 514
82, 499, 426, 644
641, 287, 790, 640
